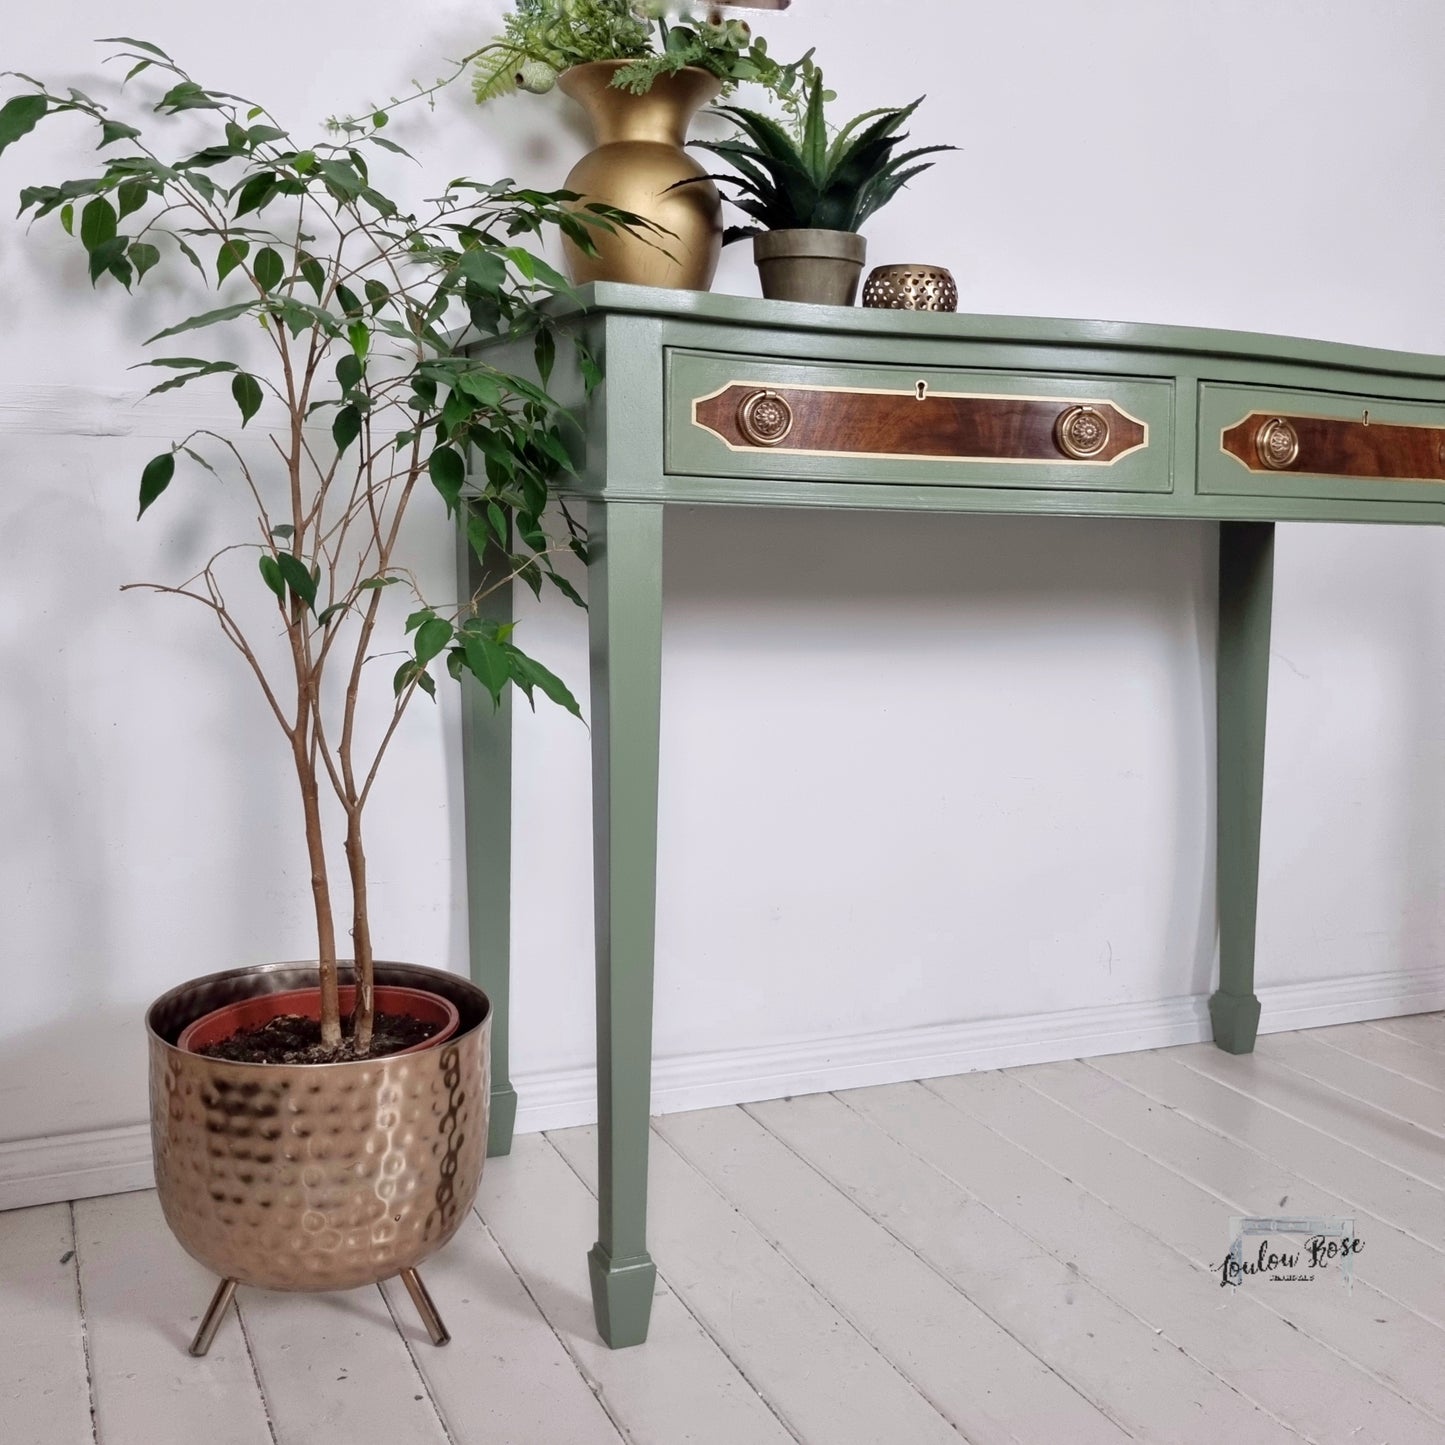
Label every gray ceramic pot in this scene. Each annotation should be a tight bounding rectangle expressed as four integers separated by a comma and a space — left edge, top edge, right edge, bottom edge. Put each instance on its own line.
753, 228, 867, 306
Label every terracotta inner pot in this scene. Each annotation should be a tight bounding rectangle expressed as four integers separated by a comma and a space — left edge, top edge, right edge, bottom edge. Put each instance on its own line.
176, 983, 460, 1056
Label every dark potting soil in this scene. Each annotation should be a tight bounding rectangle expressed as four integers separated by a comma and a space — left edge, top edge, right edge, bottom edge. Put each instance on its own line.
195, 1012, 440, 1064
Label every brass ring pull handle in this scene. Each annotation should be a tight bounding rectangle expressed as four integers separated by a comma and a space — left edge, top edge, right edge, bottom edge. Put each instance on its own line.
736, 389, 794, 447
1054, 405, 1111, 459
1255, 416, 1300, 470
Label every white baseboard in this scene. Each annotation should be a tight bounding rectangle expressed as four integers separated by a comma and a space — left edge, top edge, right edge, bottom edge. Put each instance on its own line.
0, 1124, 154, 1212
4, 965, 1442, 1211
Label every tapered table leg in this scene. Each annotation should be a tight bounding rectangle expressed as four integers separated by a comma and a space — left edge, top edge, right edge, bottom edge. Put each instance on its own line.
458, 511, 519, 1156
586, 500, 664, 1349
1211, 521, 1274, 1053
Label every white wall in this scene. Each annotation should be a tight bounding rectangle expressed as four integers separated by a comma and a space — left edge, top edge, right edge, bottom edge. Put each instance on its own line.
3, 1, 1445, 1195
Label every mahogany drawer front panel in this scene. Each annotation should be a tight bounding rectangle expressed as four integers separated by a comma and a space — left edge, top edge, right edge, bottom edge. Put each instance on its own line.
665, 350, 1175, 493
1198, 382, 1445, 506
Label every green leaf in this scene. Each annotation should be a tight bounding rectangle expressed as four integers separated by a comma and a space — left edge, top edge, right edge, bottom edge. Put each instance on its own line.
157, 80, 222, 113
534, 328, 555, 386
332, 404, 361, 454
487, 500, 509, 545
459, 248, 506, 292
270, 524, 294, 539
173, 234, 207, 280
509, 648, 581, 718
405, 608, 434, 634
88, 237, 130, 288
233, 171, 278, 217
334, 282, 363, 316
116, 178, 148, 219
274, 551, 317, 611
258, 554, 285, 601
363, 278, 389, 314
99, 36, 172, 59
358, 576, 398, 591
428, 446, 465, 513
463, 634, 511, 704
137, 452, 174, 518
335, 353, 363, 394
347, 320, 369, 360
576, 340, 603, 395
217, 237, 250, 282
127, 241, 160, 282
231, 372, 263, 425
0, 95, 47, 158
414, 616, 454, 667
60, 203, 73, 235
146, 301, 257, 343
316, 601, 348, 626
298, 253, 325, 297
99, 119, 141, 149
253, 245, 284, 290
366, 134, 412, 158
79, 196, 117, 251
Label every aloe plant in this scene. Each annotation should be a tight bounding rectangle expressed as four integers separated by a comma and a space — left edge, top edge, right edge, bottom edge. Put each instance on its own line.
689, 71, 955, 243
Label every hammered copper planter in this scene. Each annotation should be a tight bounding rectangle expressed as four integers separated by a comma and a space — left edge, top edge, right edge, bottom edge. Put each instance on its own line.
147, 961, 490, 1350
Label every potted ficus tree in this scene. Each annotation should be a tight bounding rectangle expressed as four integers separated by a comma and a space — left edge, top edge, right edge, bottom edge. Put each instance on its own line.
686, 64, 955, 305
0, 37, 627, 1357
470, 1, 812, 290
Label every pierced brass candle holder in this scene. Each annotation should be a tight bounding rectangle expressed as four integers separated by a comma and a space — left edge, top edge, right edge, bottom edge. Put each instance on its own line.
861, 264, 959, 312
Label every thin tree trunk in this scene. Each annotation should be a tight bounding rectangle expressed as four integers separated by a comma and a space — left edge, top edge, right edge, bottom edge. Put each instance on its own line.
295, 728, 342, 1048
345, 811, 374, 1054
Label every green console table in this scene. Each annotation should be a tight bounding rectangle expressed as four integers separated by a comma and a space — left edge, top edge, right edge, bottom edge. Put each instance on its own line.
461, 283, 1445, 1349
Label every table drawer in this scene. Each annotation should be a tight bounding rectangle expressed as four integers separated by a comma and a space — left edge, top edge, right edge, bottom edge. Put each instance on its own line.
666, 350, 1175, 493
1199, 382, 1445, 505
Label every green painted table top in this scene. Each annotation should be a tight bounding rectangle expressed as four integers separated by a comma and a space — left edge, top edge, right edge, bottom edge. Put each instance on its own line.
557, 282, 1445, 380
488, 283, 1445, 527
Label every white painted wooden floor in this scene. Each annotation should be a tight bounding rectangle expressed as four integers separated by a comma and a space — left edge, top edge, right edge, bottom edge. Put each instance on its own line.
4, 1015, 1444, 1445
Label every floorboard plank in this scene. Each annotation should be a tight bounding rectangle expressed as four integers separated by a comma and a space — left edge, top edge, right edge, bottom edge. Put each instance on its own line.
1311, 1021, 1445, 1093
750, 1090, 1300, 1445
1177, 1044, 1445, 1190
1024, 1058, 1445, 1331
550, 1122, 966, 1445
238, 1275, 450, 1445
377, 1209, 622, 1445
658, 1103, 1129, 1445
1093, 1049, 1445, 1249
479, 1132, 798, 1445
933, 1066, 1445, 1428
1255, 1032, 1445, 1138
1367, 1014, 1445, 1054
857, 1078, 1441, 1445
0, 1203, 94, 1445
72, 1191, 272, 1445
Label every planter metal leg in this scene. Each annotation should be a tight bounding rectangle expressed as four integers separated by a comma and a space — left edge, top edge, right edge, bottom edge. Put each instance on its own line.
189, 1277, 238, 1357
399, 1267, 450, 1347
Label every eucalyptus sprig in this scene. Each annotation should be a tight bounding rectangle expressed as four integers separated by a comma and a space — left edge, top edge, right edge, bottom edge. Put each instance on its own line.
0, 38, 637, 1056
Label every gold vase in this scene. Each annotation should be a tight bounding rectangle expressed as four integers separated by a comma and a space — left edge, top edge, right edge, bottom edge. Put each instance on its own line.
557, 60, 722, 291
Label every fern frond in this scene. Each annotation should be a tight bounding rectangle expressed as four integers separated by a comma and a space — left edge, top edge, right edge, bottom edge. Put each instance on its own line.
472, 46, 527, 105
